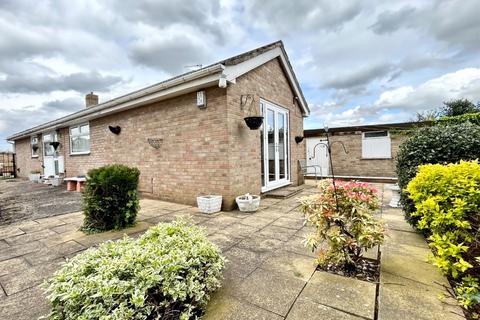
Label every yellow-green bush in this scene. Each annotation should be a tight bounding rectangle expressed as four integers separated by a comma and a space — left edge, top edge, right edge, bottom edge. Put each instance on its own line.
406, 160, 480, 309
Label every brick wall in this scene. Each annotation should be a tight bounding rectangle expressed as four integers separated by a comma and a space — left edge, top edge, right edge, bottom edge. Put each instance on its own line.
14, 137, 43, 178
323, 132, 405, 178
61, 86, 231, 208
225, 58, 305, 200
12, 57, 306, 210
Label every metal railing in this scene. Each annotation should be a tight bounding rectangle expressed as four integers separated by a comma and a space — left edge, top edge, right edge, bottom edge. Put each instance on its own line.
0, 152, 16, 179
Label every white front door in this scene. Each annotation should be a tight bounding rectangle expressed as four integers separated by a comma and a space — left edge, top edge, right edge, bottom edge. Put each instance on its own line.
306, 137, 330, 177
42, 132, 64, 177
261, 100, 290, 192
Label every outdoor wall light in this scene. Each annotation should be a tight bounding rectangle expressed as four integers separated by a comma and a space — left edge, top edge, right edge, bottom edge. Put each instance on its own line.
295, 136, 304, 144
197, 90, 206, 109
109, 125, 121, 135
49, 141, 61, 151
218, 73, 227, 88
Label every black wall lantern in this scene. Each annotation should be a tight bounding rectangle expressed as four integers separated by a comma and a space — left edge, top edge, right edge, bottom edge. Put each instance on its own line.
295, 136, 304, 144
50, 141, 61, 150
32, 145, 39, 152
109, 125, 121, 135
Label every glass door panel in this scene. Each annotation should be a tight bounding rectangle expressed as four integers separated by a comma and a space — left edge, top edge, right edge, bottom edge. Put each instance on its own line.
267, 109, 276, 182
278, 112, 286, 180
261, 100, 290, 192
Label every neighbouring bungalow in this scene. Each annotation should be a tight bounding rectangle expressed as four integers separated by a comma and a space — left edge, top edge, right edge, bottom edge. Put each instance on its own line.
6, 41, 309, 210
303, 122, 425, 182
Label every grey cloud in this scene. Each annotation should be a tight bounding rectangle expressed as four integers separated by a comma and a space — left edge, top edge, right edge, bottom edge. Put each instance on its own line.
0, 97, 84, 149
42, 97, 83, 112
0, 71, 124, 94
129, 36, 211, 74
369, 6, 416, 34
428, 0, 480, 51
113, 0, 227, 44
243, 0, 364, 35
321, 63, 396, 90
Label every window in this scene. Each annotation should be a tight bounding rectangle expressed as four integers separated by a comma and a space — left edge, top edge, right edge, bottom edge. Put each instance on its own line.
31, 136, 39, 158
70, 123, 90, 154
362, 131, 391, 159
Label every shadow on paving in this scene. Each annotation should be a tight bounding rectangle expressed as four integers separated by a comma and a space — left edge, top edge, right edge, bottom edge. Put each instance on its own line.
0, 179, 82, 226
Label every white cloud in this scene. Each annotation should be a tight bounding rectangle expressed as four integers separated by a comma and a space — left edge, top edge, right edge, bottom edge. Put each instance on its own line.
375, 68, 480, 110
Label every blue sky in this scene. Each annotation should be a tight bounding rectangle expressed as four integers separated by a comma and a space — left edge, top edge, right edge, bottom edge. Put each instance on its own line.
1, 0, 480, 151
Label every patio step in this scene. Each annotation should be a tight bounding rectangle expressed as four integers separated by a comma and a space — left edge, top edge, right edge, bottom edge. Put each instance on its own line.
263, 185, 305, 199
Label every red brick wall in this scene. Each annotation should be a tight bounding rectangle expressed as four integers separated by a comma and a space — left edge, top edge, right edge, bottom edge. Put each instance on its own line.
14, 137, 43, 178
62, 86, 231, 207
225, 58, 306, 199
317, 132, 405, 178
13, 58, 306, 210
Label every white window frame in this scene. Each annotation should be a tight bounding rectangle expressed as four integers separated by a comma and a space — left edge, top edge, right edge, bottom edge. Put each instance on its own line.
31, 136, 39, 158
361, 131, 391, 159
69, 123, 90, 155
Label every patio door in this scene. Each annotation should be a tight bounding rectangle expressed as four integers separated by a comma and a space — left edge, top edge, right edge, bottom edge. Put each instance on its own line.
261, 100, 289, 192
42, 131, 64, 177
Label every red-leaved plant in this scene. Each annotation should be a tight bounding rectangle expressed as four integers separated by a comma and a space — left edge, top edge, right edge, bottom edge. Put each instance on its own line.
299, 179, 386, 271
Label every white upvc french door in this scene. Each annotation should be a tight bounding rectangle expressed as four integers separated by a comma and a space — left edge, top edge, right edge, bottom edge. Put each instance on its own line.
261, 100, 290, 192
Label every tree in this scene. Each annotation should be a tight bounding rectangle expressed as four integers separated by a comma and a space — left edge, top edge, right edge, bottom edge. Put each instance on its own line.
440, 99, 480, 117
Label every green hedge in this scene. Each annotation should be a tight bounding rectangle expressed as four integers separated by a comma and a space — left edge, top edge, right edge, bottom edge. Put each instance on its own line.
395, 123, 480, 223
435, 112, 480, 126
45, 219, 225, 320
82, 164, 140, 233
406, 161, 480, 310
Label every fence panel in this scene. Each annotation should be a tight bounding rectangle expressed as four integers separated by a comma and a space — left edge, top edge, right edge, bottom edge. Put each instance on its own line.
0, 152, 16, 179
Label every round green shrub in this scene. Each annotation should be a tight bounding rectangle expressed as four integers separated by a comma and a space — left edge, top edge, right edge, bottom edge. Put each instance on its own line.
396, 123, 480, 223
82, 164, 140, 233
45, 219, 225, 320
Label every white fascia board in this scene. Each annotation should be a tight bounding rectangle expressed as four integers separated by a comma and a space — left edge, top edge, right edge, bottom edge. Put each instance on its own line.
223, 47, 310, 116
7, 67, 223, 141
223, 47, 283, 81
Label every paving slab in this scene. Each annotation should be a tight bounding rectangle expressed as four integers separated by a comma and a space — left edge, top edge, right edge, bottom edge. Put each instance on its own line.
4, 228, 57, 245
285, 297, 365, 320
236, 234, 284, 254
378, 272, 465, 320
0, 284, 50, 320
219, 223, 260, 238
0, 226, 25, 240
233, 267, 306, 316
24, 240, 86, 265
240, 215, 276, 229
0, 259, 63, 295
272, 216, 304, 230
203, 293, 283, 320
0, 240, 44, 262
0, 257, 30, 277
222, 247, 270, 279
257, 225, 298, 241
300, 271, 376, 319
282, 236, 316, 258
207, 232, 243, 252
260, 250, 316, 282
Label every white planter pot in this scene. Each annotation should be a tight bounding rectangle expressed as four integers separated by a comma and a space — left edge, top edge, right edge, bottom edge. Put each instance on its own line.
236, 194, 261, 212
29, 173, 41, 183
197, 195, 222, 214
51, 177, 64, 187
389, 184, 401, 208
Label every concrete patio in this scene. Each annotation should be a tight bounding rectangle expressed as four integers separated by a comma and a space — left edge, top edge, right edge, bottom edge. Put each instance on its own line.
0, 181, 465, 319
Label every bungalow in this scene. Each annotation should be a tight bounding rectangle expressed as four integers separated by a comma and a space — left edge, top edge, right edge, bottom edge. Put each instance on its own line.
6, 41, 309, 210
